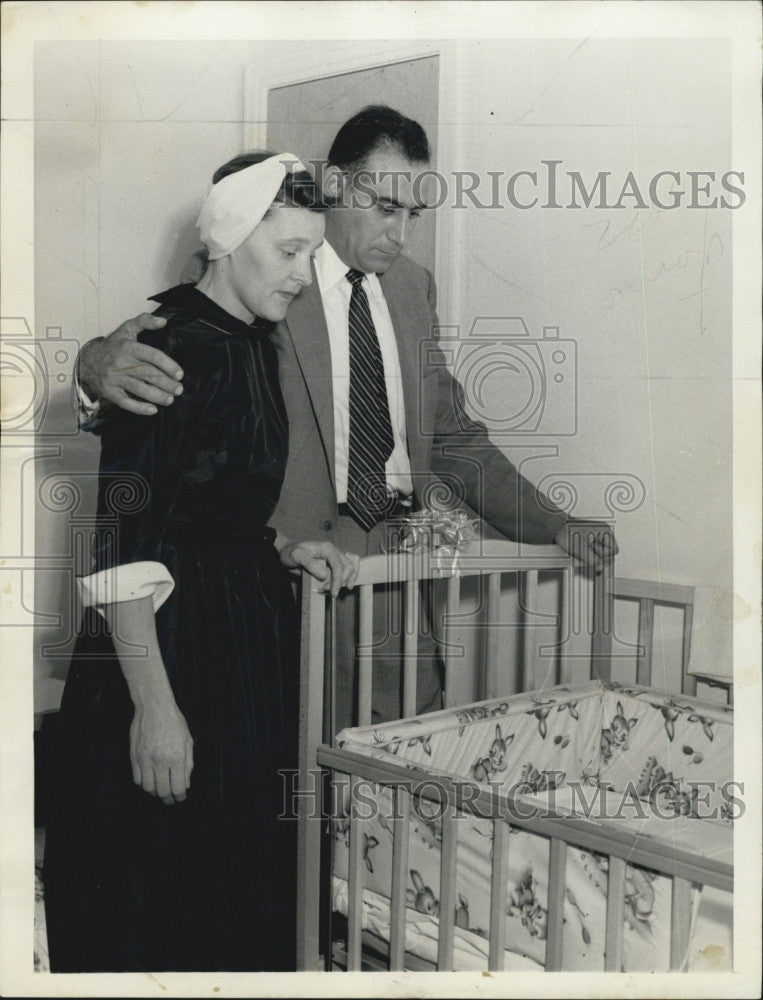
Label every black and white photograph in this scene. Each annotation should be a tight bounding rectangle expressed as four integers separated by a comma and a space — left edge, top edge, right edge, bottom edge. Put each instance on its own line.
1, 2, 760, 997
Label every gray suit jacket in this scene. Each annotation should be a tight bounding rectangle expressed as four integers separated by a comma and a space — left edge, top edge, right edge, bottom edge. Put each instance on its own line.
268, 253, 567, 546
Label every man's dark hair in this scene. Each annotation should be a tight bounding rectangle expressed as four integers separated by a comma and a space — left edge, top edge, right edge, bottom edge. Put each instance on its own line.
212, 150, 330, 211
327, 105, 431, 172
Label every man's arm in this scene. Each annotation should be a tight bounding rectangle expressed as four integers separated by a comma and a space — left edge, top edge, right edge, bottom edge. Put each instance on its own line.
424, 270, 617, 571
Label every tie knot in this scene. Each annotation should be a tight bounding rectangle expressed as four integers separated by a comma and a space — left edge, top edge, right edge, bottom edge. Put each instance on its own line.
346, 268, 366, 287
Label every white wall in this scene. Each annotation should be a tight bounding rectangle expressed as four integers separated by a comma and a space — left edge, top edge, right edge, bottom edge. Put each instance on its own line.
444, 38, 731, 584
34, 40, 280, 690
34, 38, 733, 700
435, 38, 733, 695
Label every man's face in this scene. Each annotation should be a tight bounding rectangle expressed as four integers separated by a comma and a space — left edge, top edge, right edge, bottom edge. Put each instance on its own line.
327, 145, 432, 274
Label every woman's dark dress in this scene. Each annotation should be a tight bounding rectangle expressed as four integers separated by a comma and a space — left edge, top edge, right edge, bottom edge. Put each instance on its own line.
43, 285, 299, 972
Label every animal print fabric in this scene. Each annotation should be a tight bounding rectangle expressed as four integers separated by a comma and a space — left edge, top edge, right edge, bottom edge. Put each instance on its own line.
331, 681, 733, 971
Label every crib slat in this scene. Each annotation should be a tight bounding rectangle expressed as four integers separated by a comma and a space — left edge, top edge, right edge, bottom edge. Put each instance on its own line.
485, 572, 501, 699
604, 855, 626, 971
443, 575, 460, 709
636, 598, 655, 685
297, 577, 326, 970
488, 818, 510, 970
545, 838, 567, 970
680, 603, 696, 697
346, 775, 365, 970
437, 802, 458, 970
403, 580, 419, 718
521, 570, 539, 689
389, 785, 411, 970
357, 584, 373, 727
670, 876, 693, 970
558, 568, 572, 684
591, 561, 613, 682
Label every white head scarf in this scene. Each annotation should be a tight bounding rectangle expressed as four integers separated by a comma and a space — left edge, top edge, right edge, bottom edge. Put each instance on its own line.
196, 152, 306, 260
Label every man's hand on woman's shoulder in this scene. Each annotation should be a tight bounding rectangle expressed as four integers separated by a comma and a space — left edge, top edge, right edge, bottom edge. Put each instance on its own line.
78, 312, 184, 415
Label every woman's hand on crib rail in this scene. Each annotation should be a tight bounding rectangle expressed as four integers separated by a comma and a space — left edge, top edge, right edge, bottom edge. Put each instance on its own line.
554, 518, 618, 573
276, 537, 361, 598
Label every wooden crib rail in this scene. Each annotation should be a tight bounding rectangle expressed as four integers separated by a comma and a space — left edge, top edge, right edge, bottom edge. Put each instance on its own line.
352, 538, 577, 586
297, 538, 613, 970
318, 745, 732, 973
347, 539, 612, 718
354, 542, 588, 717
318, 747, 733, 894
604, 577, 696, 694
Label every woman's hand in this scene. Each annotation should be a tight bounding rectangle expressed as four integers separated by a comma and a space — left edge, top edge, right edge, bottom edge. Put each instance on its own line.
103, 595, 193, 805
279, 539, 360, 598
129, 695, 194, 805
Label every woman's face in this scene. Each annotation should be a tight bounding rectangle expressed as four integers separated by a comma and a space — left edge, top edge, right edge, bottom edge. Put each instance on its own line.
227, 205, 325, 322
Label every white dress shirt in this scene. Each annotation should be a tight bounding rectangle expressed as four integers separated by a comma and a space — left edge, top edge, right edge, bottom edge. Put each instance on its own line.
314, 240, 412, 502
75, 242, 414, 612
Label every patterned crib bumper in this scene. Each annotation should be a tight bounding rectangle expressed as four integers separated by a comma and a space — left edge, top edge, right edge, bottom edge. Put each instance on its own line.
329, 680, 734, 971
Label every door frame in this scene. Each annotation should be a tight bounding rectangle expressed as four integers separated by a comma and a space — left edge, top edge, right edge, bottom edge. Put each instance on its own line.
243, 40, 464, 325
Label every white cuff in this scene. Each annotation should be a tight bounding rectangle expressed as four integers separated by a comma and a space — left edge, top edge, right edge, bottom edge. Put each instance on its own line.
75, 370, 101, 422
77, 561, 175, 616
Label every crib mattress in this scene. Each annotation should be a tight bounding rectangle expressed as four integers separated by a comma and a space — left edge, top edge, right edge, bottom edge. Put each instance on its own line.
330, 680, 733, 971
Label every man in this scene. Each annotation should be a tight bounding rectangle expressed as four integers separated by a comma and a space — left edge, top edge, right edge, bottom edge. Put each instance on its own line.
78, 106, 616, 729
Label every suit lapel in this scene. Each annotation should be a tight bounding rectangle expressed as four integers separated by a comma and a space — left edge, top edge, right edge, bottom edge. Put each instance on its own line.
282, 275, 336, 490
280, 259, 433, 503
380, 265, 430, 480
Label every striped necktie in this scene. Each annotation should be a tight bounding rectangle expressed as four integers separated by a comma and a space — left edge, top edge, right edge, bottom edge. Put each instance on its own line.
345, 268, 395, 532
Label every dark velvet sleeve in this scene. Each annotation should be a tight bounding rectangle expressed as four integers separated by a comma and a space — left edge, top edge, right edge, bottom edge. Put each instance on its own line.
89, 332, 217, 575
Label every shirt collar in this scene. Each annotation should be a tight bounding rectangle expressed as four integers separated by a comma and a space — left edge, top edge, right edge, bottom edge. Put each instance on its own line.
314, 240, 381, 297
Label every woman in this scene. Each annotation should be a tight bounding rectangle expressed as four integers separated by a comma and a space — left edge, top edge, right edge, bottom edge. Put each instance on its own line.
43, 152, 358, 972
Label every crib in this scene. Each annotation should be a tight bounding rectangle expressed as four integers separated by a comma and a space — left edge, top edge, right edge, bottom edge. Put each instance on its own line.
294, 538, 734, 973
